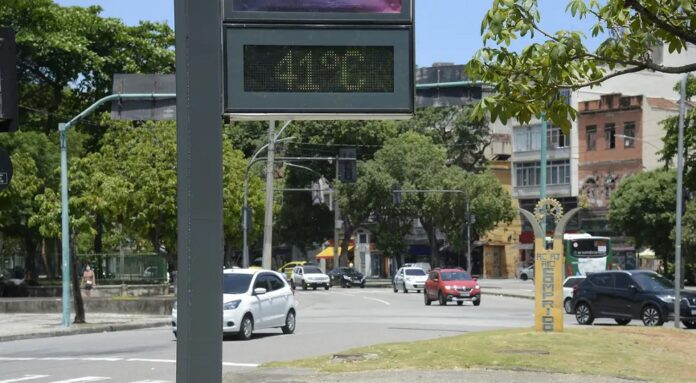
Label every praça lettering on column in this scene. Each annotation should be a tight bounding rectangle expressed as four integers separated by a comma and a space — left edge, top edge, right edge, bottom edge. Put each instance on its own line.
534, 245, 564, 332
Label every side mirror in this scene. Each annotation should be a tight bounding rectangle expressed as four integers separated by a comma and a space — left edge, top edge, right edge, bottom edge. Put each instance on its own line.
253, 287, 267, 295
473, 277, 478, 281
628, 284, 638, 292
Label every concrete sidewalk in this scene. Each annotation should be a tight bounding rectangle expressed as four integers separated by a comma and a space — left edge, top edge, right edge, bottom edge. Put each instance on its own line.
0, 312, 170, 342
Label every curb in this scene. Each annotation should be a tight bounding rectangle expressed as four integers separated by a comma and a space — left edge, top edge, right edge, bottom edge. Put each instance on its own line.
0, 320, 170, 343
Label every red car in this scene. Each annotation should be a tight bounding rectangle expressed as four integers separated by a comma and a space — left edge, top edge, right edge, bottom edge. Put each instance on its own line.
424, 268, 481, 306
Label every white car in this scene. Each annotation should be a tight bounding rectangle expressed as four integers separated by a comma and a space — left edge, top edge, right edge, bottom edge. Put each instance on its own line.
172, 268, 296, 340
517, 264, 534, 281
291, 265, 331, 290
563, 275, 586, 314
393, 266, 428, 293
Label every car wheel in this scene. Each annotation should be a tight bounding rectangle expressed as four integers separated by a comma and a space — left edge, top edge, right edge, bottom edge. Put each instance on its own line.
403, 285, 408, 293
416, 290, 421, 293
173, 331, 177, 339
457, 301, 463, 306
281, 310, 296, 334
564, 298, 573, 314
290, 280, 296, 290
615, 318, 631, 326
424, 290, 431, 306
520, 274, 528, 281
302, 281, 307, 291
682, 319, 696, 329
438, 291, 447, 306
238, 314, 253, 340
575, 302, 594, 325
324, 285, 329, 290
360, 282, 365, 289
393, 283, 398, 293
641, 305, 664, 326
473, 298, 481, 306
312, 286, 317, 290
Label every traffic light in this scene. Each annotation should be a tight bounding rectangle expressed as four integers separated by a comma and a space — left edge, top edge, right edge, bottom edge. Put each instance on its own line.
392, 183, 401, 205
0, 28, 18, 133
338, 147, 357, 183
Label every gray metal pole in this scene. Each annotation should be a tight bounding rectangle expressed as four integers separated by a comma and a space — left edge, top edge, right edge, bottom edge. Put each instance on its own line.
675, 74, 687, 328
466, 197, 471, 273
334, 160, 340, 269
540, 113, 548, 236
262, 121, 276, 270
175, 0, 223, 381
59, 125, 70, 327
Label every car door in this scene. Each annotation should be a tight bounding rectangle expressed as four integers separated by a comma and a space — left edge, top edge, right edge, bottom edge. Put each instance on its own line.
264, 273, 289, 326
425, 271, 438, 299
292, 267, 303, 285
251, 274, 273, 328
588, 273, 613, 315
606, 273, 637, 319
394, 268, 404, 288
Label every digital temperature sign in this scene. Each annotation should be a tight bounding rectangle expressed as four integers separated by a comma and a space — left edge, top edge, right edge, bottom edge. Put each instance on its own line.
243, 45, 394, 93
224, 26, 413, 119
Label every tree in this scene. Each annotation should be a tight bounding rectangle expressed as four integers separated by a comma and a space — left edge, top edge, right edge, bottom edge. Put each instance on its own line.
609, 169, 677, 273
661, 75, 696, 188
1, 0, 175, 137
399, 107, 491, 171
467, 0, 696, 131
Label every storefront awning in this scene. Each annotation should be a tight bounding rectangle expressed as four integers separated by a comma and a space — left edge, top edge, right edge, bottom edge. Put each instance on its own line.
316, 245, 354, 259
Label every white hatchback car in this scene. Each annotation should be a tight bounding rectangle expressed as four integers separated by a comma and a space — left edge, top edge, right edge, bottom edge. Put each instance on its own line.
563, 275, 586, 314
172, 268, 296, 340
393, 266, 428, 293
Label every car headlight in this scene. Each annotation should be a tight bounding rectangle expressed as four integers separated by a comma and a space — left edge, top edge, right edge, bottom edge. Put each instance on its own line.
445, 285, 454, 290
475, 285, 480, 290
343, 275, 351, 279
658, 295, 675, 303
223, 299, 241, 310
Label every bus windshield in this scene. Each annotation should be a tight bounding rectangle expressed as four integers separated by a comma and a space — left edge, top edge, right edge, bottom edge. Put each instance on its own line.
569, 238, 609, 258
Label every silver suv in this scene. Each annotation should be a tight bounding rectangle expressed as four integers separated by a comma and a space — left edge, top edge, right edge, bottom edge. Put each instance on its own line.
291, 265, 331, 290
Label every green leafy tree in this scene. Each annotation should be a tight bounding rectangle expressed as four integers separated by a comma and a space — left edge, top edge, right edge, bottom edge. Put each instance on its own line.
609, 169, 677, 273
467, 0, 696, 131
399, 107, 491, 171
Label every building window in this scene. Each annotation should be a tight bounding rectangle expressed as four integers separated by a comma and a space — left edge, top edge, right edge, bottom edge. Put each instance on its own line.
586, 126, 597, 151
514, 160, 570, 187
515, 162, 540, 187
548, 127, 568, 149
513, 125, 542, 152
623, 122, 636, 148
605, 124, 616, 149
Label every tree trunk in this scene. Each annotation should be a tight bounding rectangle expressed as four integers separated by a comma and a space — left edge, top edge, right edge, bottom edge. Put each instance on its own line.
420, 218, 441, 267
40, 239, 51, 279
54, 238, 61, 279
24, 235, 38, 282
70, 234, 86, 324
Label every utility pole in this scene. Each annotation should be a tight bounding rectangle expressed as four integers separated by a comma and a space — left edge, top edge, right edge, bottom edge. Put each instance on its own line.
262, 121, 276, 270
675, 74, 687, 328
540, 113, 548, 236
333, 159, 340, 269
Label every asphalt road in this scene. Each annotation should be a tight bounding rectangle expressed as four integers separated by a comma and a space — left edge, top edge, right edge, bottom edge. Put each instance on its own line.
0, 288, 535, 383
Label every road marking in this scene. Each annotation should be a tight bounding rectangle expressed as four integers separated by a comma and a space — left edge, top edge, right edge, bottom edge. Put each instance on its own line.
49, 378, 110, 383
83, 357, 123, 362
0, 376, 50, 383
130, 381, 171, 383
222, 362, 258, 367
363, 297, 390, 305
0, 356, 256, 368
126, 358, 175, 364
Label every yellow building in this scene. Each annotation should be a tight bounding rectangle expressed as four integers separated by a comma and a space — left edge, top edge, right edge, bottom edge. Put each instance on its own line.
480, 160, 523, 278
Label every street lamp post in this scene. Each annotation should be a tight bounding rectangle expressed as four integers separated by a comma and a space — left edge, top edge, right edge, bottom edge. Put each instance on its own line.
59, 93, 175, 327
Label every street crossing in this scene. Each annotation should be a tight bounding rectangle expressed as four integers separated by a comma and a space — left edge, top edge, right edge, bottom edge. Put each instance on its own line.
0, 377, 171, 383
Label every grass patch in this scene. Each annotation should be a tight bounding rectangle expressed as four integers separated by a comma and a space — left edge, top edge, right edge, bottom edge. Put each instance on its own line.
266, 327, 696, 382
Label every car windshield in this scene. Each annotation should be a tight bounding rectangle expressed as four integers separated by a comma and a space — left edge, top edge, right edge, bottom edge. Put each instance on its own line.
341, 267, 358, 274
563, 277, 585, 288
440, 271, 472, 281
633, 273, 673, 291
405, 268, 425, 276
303, 266, 323, 274
223, 273, 253, 294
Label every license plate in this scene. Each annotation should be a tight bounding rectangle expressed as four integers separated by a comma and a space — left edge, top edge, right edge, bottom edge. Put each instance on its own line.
691, 309, 696, 315
460, 292, 469, 297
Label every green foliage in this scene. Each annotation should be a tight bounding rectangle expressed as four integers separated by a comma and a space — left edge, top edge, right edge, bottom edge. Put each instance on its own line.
467, 0, 696, 132
609, 170, 676, 264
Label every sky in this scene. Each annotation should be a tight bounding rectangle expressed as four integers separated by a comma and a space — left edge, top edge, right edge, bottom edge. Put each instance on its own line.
54, 0, 603, 68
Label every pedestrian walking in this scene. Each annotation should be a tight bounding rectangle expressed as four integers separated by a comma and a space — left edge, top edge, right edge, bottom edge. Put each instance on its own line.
82, 265, 96, 296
